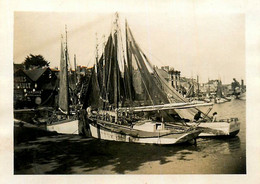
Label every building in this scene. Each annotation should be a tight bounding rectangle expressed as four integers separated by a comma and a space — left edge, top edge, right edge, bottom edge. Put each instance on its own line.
156, 66, 187, 95
168, 68, 181, 91
14, 67, 58, 109
14, 69, 33, 108
76, 65, 93, 76
201, 80, 219, 94
14, 63, 25, 72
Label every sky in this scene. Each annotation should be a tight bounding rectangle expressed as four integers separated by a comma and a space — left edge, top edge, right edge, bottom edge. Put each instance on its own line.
13, 0, 245, 84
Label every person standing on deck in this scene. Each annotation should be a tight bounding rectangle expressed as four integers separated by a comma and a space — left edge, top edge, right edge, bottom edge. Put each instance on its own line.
86, 106, 92, 118
194, 111, 202, 122
212, 112, 218, 122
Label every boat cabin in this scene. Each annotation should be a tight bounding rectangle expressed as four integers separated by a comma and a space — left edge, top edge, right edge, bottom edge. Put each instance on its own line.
133, 120, 165, 132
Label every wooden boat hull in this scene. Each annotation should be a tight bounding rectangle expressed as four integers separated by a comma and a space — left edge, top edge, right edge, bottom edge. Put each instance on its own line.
215, 98, 231, 104
186, 121, 240, 137
238, 92, 246, 100
88, 121, 201, 145
46, 119, 79, 134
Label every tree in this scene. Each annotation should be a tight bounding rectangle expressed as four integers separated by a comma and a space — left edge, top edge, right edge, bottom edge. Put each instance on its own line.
23, 54, 50, 70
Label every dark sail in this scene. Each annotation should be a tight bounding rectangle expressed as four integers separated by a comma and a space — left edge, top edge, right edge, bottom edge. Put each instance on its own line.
82, 16, 211, 121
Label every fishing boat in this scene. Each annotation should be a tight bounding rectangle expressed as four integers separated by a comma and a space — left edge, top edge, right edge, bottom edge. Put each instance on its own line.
80, 14, 217, 145
86, 102, 216, 144
238, 92, 246, 100
81, 13, 241, 142
183, 80, 239, 137
186, 118, 240, 137
172, 81, 240, 137
46, 27, 79, 135
231, 78, 246, 100
214, 80, 231, 104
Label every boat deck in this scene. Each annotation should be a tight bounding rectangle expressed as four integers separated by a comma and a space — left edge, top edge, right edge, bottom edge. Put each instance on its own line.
94, 119, 196, 138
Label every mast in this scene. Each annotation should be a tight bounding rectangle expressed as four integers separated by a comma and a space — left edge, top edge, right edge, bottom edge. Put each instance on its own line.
207, 78, 209, 94
65, 25, 70, 115
113, 13, 119, 108
125, 20, 133, 103
197, 75, 199, 98
191, 73, 194, 97
95, 33, 99, 65
102, 34, 106, 109
74, 54, 77, 84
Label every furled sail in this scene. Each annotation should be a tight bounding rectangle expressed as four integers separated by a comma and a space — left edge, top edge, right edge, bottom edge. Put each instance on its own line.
58, 37, 69, 114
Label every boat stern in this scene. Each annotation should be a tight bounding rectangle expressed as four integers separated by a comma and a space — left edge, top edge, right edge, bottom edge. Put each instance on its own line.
46, 119, 79, 134
186, 118, 241, 137
175, 129, 202, 144
229, 118, 240, 136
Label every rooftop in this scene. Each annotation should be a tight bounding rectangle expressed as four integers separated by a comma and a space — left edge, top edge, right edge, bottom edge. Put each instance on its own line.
24, 67, 49, 81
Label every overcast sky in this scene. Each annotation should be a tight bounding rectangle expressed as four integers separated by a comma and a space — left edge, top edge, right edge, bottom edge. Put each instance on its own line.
13, 0, 245, 84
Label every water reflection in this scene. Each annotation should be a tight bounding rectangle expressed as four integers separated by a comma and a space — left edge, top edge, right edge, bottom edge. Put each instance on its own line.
196, 136, 241, 155
14, 100, 246, 174
226, 136, 241, 153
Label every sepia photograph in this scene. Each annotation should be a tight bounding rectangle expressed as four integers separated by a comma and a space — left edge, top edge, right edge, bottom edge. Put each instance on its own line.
2, 0, 260, 183
13, 8, 246, 175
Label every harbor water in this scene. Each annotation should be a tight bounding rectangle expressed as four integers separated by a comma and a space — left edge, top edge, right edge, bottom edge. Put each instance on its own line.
14, 99, 246, 174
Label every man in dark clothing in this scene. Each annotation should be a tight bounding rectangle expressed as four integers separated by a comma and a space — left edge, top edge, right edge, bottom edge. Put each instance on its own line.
194, 111, 202, 122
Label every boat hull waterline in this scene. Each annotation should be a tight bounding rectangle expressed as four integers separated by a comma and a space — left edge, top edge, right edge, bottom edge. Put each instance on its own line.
47, 119, 79, 135
89, 122, 201, 145
186, 121, 240, 137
